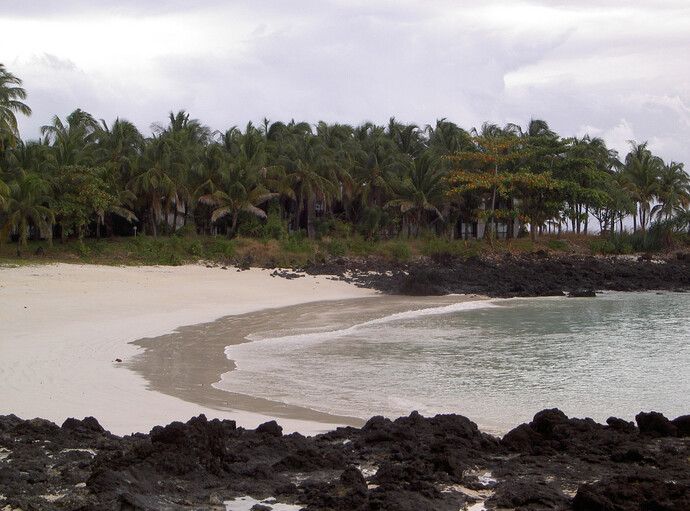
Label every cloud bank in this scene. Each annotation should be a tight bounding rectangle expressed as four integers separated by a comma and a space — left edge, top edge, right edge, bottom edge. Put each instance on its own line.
2, 0, 689, 164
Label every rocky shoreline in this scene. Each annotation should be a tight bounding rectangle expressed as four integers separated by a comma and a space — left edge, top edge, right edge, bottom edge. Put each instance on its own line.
303, 252, 690, 297
1, 409, 688, 510
3, 255, 689, 510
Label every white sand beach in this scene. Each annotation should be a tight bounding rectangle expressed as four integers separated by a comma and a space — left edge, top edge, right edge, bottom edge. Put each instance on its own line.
0, 263, 377, 436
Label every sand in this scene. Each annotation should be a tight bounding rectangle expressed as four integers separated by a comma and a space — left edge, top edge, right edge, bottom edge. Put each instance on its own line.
0, 263, 377, 436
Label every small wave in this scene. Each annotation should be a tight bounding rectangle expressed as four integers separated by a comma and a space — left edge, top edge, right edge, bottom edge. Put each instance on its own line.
227, 299, 496, 356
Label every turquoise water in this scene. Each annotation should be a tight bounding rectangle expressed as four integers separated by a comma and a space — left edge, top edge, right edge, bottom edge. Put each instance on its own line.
214, 292, 690, 433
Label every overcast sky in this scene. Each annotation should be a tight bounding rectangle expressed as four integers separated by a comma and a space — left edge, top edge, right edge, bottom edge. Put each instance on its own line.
2, 0, 689, 165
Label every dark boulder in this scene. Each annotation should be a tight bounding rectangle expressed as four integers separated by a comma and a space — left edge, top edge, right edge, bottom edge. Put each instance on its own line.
256, 420, 283, 437
635, 411, 677, 437
671, 415, 690, 437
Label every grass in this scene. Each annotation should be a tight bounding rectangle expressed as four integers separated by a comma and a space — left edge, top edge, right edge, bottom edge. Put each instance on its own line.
1, 230, 686, 267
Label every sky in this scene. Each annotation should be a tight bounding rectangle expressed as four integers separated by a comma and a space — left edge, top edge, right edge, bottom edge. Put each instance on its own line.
2, 0, 690, 166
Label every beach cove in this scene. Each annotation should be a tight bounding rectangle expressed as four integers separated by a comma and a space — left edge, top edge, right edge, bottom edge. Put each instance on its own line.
1, 260, 689, 510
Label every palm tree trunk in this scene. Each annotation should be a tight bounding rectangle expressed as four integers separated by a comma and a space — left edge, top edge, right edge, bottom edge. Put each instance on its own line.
172, 203, 179, 234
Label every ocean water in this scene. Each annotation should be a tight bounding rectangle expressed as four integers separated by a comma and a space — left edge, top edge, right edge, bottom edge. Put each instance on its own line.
213, 292, 690, 434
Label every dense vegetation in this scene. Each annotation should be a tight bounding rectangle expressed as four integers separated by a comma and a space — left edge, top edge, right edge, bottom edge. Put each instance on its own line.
2, 63, 689, 260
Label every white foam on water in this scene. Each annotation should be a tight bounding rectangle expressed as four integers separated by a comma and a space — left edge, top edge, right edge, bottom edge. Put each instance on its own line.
238, 299, 497, 350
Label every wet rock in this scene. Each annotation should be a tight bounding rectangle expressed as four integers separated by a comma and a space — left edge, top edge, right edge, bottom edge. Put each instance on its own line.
568, 289, 597, 297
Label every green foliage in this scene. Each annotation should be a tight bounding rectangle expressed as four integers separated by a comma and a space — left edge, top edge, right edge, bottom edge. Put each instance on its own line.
281, 230, 311, 253
262, 208, 287, 240
236, 212, 264, 237
388, 241, 411, 260
211, 238, 237, 259
545, 239, 569, 252
590, 234, 633, 255
313, 217, 351, 239
327, 239, 347, 257
75, 239, 91, 258
347, 235, 377, 255
357, 206, 389, 241
421, 237, 459, 257
53, 166, 119, 238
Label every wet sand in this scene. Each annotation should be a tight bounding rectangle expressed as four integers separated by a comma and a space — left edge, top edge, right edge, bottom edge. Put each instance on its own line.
128, 294, 488, 430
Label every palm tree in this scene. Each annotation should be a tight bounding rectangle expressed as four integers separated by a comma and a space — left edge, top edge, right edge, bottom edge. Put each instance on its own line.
95, 118, 144, 184
386, 151, 446, 236
152, 110, 211, 231
622, 141, 663, 231
2, 172, 54, 256
41, 109, 99, 167
198, 164, 276, 236
0, 64, 32, 149
387, 117, 426, 158
652, 161, 690, 221
351, 123, 398, 210
426, 118, 472, 157
278, 133, 340, 235
128, 137, 178, 237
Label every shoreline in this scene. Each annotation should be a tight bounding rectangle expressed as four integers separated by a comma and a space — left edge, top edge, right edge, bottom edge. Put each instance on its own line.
0, 263, 377, 436
127, 294, 491, 432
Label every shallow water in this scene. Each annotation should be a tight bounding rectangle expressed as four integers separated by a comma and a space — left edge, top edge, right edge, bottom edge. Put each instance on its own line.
213, 291, 690, 434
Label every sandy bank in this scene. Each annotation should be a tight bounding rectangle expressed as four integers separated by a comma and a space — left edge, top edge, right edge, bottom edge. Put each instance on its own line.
0, 263, 377, 435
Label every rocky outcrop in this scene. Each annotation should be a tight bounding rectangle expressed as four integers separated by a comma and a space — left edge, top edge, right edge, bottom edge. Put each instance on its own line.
1, 409, 688, 510
305, 253, 690, 297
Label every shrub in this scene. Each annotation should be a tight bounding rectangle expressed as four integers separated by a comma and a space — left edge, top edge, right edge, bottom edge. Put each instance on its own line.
389, 242, 411, 260
422, 237, 457, 257
75, 239, 90, 258
262, 209, 287, 240
327, 239, 347, 257
545, 239, 569, 252
348, 235, 377, 255
281, 231, 310, 253
212, 239, 237, 259
590, 238, 616, 254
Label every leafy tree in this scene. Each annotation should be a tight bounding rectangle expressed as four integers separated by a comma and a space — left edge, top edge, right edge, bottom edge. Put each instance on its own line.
53, 165, 132, 240
445, 135, 523, 239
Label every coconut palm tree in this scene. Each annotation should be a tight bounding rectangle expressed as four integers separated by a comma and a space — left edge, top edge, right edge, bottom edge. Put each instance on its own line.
652, 161, 690, 221
128, 136, 178, 237
386, 117, 426, 158
198, 164, 276, 237
0, 64, 32, 149
386, 151, 447, 236
622, 141, 663, 231
351, 123, 398, 210
2, 172, 54, 256
95, 118, 144, 184
278, 133, 340, 235
41, 109, 99, 168
426, 118, 472, 157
